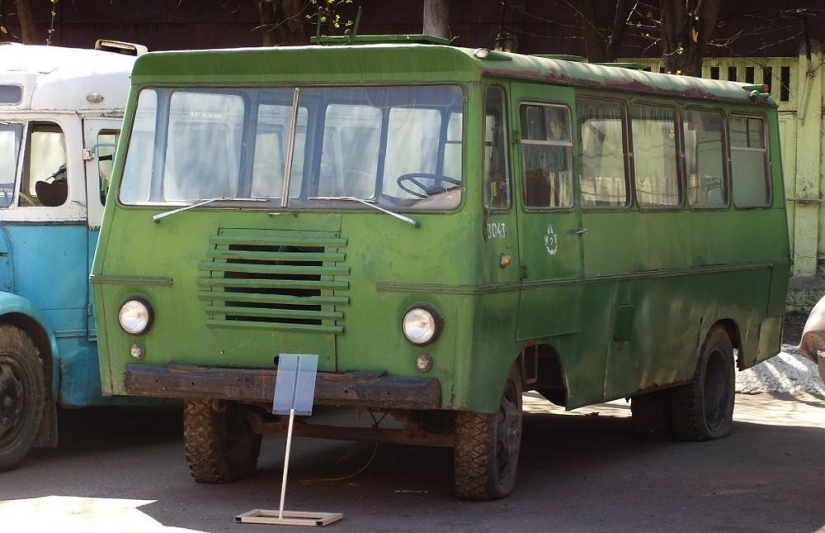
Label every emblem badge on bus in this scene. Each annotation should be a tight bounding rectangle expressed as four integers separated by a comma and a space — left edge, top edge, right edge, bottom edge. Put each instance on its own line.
545, 225, 559, 256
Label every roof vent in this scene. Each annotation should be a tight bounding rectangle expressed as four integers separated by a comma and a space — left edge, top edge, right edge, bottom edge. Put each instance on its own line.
94, 39, 147, 56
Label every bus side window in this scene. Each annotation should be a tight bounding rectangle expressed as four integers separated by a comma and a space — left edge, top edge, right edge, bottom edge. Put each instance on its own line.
684, 109, 727, 208
483, 86, 510, 210
0, 123, 22, 208
519, 103, 573, 209
577, 99, 628, 207
631, 104, 680, 208
730, 115, 770, 208
21, 122, 67, 208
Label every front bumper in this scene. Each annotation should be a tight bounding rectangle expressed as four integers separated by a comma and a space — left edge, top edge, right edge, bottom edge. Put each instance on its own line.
122, 363, 442, 410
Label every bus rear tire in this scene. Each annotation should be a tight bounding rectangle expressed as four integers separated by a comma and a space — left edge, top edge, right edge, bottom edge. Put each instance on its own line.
670, 326, 735, 441
454, 368, 522, 500
183, 399, 262, 483
0, 325, 44, 472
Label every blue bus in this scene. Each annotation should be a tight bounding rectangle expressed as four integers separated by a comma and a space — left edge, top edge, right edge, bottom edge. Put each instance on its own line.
0, 40, 144, 470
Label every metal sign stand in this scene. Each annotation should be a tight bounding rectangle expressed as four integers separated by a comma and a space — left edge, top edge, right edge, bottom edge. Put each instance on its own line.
236, 354, 343, 527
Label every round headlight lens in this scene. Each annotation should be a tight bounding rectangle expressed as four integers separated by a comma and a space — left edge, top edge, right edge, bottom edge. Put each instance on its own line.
402, 307, 438, 345
119, 299, 152, 335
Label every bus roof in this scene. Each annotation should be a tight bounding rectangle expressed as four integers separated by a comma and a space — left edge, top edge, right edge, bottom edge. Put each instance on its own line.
0, 43, 138, 112
129, 43, 773, 108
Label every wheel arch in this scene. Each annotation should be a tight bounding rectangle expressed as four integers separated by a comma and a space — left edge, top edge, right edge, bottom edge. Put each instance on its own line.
0, 294, 61, 448
517, 343, 569, 407
708, 319, 743, 370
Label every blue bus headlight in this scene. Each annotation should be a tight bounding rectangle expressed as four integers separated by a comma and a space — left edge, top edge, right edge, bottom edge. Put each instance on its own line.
118, 298, 153, 335
402, 307, 440, 346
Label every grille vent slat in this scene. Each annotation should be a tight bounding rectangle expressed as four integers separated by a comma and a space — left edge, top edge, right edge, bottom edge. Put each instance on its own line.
202, 230, 348, 332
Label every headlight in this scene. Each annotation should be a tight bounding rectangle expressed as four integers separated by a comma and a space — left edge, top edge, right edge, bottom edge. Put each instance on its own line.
118, 298, 153, 335
402, 307, 439, 345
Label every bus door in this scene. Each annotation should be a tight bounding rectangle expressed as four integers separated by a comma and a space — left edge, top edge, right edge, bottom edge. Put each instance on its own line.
83, 117, 121, 339
481, 85, 521, 289
510, 85, 584, 342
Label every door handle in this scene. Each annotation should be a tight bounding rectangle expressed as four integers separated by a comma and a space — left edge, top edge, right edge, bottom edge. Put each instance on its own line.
575, 227, 587, 236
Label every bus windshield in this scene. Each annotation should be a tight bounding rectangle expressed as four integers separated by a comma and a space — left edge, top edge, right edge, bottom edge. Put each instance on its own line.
120, 85, 464, 211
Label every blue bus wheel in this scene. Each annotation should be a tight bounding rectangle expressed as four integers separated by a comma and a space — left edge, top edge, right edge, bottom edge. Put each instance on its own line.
0, 325, 45, 472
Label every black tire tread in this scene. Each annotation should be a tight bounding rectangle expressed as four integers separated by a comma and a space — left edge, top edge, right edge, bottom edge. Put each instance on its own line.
671, 326, 734, 441
0, 325, 44, 472
183, 399, 260, 483
453, 367, 522, 501
454, 410, 496, 500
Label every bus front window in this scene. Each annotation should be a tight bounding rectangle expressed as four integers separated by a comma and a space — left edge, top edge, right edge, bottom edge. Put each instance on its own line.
119, 85, 464, 211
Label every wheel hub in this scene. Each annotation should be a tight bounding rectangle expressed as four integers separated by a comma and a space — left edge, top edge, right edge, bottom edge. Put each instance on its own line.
495, 388, 522, 479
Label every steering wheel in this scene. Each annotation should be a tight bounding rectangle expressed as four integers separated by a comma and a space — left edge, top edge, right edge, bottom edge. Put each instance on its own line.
396, 173, 462, 199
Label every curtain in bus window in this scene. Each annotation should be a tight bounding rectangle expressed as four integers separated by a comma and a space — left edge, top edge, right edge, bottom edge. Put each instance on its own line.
483, 86, 510, 210
163, 92, 243, 202
289, 86, 463, 210
631, 105, 679, 207
520, 104, 573, 209
251, 102, 305, 199
684, 109, 727, 208
319, 104, 380, 199
0, 123, 22, 208
382, 107, 440, 198
121, 89, 157, 204
730, 115, 769, 207
578, 99, 627, 207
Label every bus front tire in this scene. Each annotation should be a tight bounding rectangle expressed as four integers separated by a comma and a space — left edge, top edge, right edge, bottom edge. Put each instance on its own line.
0, 325, 44, 472
183, 399, 262, 483
670, 326, 735, 441
453, 369, 522, 500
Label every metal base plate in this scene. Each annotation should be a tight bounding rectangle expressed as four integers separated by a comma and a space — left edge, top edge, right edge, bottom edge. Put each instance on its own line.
235, 509, 343, 527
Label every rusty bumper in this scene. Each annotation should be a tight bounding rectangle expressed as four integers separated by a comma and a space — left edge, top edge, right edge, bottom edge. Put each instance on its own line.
123, 363, 442, 410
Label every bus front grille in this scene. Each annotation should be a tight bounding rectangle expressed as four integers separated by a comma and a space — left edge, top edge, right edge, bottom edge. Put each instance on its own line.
198, 229, 349, 333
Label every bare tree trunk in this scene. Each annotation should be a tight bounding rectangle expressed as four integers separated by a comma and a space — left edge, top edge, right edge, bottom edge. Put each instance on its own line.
577, 0, 607, 63
15, 0, 37, 44
575, 0, 633, 63
423, 0, 449, 40
253, 0, 308, 46
660, 0, 722, 76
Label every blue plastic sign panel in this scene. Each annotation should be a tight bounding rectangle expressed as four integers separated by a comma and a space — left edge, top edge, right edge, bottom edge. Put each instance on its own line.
272, 354, 319, 416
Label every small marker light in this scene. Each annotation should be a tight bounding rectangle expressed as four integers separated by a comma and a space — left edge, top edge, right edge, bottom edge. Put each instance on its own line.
501, 254, 512, 268
86, 92, 104, 104
416, 353, 434, 372
130, 344, 145, 360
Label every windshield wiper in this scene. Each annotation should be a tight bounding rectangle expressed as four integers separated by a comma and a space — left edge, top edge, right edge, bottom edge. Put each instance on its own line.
308, 196, 419, 228
152, 197, 267, 223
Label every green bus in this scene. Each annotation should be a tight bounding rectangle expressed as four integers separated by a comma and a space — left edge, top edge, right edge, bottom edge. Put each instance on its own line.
91, 37, 790, 500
